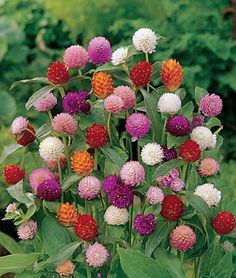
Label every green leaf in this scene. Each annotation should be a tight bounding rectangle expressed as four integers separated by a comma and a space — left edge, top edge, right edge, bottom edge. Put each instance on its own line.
15, 271, 44, 278
62, 173, 82, 191
101, 146, 128, 168
0, 231, 24, 254
175, 88, 186, 101
10, 77, 51, 90
0, 33, 8, 62
7, 182, 33, 204
15, 204, 37, 225
226, 199, 236, 215
195, 86, 208, 105
95, 62, 123, 73
177, 101, 194, 121
167, 133, 187, 148
127, 44, 139, 59
0, 90, 16, 120
108, 254, 128, 278
43, 200, 60, 213
36, 124, 51, 139
0, 143, 22, 163
205, 117, 221, 129
144, 203, 161, 217
209, 252, 233, 278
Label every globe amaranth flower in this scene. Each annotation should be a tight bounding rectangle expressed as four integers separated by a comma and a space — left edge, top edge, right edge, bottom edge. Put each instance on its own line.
212, 211, 235, 235
17, 220, 37, 240
63, 45, 89, 68
56, 260, 75, 276
191, 114, 204, 131
86, 242, 109, 267
191, 126, 215, 150
74, 213, 99, 241
194, 183, 221, 207
86, 124, 109, 148
5, 203, 17, 213
71, 150, 94, 175
161, 145, 177, 161
157, 93, 181, 114
103, 175, 121, 195
179, 139, 201, 162
134, 213, 156, 236
146, 186, 164, 205
57, 202, 78, 227
104, 205, 129, 225
92, 71, 113, 98
62, 91, 90, 115
160, 195, 184, 221
109, 183, 134, 208
113, 86, 136, 110
37, 179, 62, 201
125, 113, 150, 141
47, 61, 69, 84
200, 93, 223, 117
78, 176, 101, 200
130, 61, 152, 88
156, 168, 179, 187
120, 161, 145, 187
169, 178, 185, 192
52, 113, 78, 136
111, 47, 128, 65
104, 95, 124, 114
132, 28, 157, 53
11, 116, 28, 134
170, 225, 196, 251
29, 168, 55, 191
198, 158, 219, 177
141, 143, 164, 166
3, 164, 25, 185
39, 136, 64, 162
88, 36, 112, 65
33, 93, 57, 112
166, 115, 190, 137
15, 124, 36, 147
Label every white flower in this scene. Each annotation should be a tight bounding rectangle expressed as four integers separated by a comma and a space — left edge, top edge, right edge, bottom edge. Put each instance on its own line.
157, 93, 181, 113
141, 143, 164, 165
104, 205, 129, 225
132, 28, 157, 53
194, 183, 221, 207
208, 134, 217, 149
191, 126, 214, 150
111, 47, 128, 66
5, 203, 17, 213
39, 136, 64, 161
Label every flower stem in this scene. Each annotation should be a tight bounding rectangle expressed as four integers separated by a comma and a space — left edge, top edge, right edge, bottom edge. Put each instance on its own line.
86, 265, 92, 278
161, 116, 168, 145
31, 152, 39, 168
57, 159, 62, 183
129, 203, 134, 246
94, 148, 98, 170
47, 110, 53, 122
107, 112, 113, 145
59, 87, 65, 98
63, 136, 71, 174
145, 52, 149, 62
214, 125, 223, 135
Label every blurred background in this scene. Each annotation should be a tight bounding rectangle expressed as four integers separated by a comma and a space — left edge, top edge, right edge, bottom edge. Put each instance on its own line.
0, 0, 235, 227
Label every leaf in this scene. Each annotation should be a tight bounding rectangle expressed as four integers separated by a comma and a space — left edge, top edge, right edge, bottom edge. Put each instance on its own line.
95, 62, 123, 73
195, 86, 208, 105
15, 204, 37, 225
0, 143, 22, 163
205, 117, 221, 129
62, 174, 82, 191
0, 231, 24, 254
10, 77, 51, 90
15, 271, 44, 278
175, 88, 186, 101
144, 203, 161, 217
108, 254, 128, 278
7, 182, 33, 204
0, 90, 16, 120
127, 45, 139, 59
226, 199, 236, 215
177, 101, 194, 121
167, 133, 187, 148
209, 252, 233, 278
36, 124, 51, 139
43, 201, 60, 213
0, 33, 8, 62
101, 146, 128, 168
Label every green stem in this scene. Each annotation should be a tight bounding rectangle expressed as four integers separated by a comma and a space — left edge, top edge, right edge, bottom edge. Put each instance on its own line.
86, 265, 92, 278
47, 110, 53, 122
129, 203, 134, 246
57, 159, 62, 183
145, 52, 149, 62
94, 148, 98, 170
214, 125, 223, 135
63, 136, 71, 174
137, 142, 141, 162
161, 116, 168, 145
59, 87, 65, 98
107, 112, 113, 145
181, 163, 188, 184
31, 152, 39, 168
134, 98, 137, 112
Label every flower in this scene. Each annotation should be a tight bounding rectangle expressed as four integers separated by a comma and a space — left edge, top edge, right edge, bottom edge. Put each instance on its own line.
179, 139, 201, 162
125, 113, 150, 141
199, 93, 223, 117
212, 211, 235, 235
198, 158, 220, 177
88, 37, 112, 65
130, 61, 152, 88
57, 202, 78, 226
3, 164, 25, 185
104, 205, 129, 225
161, 145, 177, 161
17, 220, 37, 240
169, 178, 185, 192
78, 176, 101, 200
134, 214, 156, 236
170, 225, 196, 251
11, 116, 28, 134
113, 86, 136, 110
33, 93, 57, 112
141, 143, 164, 165
29, 168, 55, 191
56, 260, 75, 276
104, 95, 124, 114
15, 124, 36, 146
102, 175, 121, 195
208, 134, 217, 149
47, 61, 69, 84
52, 113, 78, 136
120, 161, 145, 187
63, 45, 89, 68
71, 150, 94, 175
191, 126, 214, 150
146, 186, 164, 205
222, 241, 235, 252
37, 179, 61, 201
86, 242, 109, 267
92, 71, 113, 98
5, 203, 17, 213
74, 214, 99, 241
160, 195, 184, 221
132, 28, 157, 53
194, 183, 221, 207
161, 59, 183, 92
62, 91, 90, 115
86, 125, 109, 148
111, 47, 128, 65
109, 183, 134, 208
39, 137, 64, 161
47, 154, 67, 170
156, 168, 179, 187
157, 93, 181, 113
166, 115, 190, 136
191, 114, 204, 130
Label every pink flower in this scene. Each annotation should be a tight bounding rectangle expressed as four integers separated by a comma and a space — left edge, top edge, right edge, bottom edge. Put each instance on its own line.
120, 161, 145, 187
156, 168, 179, 187
88, 37, 112, 65
33, 93, 57, 112
78, 176, 101, 200
199, 93, 223, 117
56, 260, 75, 276
86, 242, 109, 267
63, 45, 89, 68
11, 116, 28, 134
125, 113, 150, 141
29, 168, 55, 191
17, 220, 37, 240
170, 225, 196, 251
198, 158, 220, 177
5, 203, 17, 213
169, 178, 185, 192
52, 113, 78, 136
113, 86, 136, 110
146, 187, 164, 205
104, 95, 124, 114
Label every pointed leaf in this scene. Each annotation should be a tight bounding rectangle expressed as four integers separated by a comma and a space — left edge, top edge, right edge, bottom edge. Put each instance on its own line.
10, 77, 51, 90
0, 231, 24, 254
0, 143, 22, 163
195, 86, 208, 105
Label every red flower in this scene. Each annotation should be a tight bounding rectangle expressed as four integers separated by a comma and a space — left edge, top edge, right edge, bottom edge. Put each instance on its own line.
86, 125, 109, 148
3, 164, 25, 185
16, 124, 35, 146
74, 214, 99, 241
47, 61, 69, 84
130, 61, 152, 88
212, 211, 235, 235
179, 139, 201, 162
160, 195, 184, 221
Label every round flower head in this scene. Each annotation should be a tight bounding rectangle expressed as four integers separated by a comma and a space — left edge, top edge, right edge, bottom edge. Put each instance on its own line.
63, 45, 89, 68
62, 91, 90, 115
11, 116, 28, 134
88, 36, 112, 65
130, 61, 152, 88
160, 195, 184, 221
47, 61, 69, 84
109, 183, 134, 208
208, 134, 217, 149
3, 164, 25, 185
170, 178, 185, 192
156, 168, 179, 187
74, 214, 98, 241
56, 260, 75, 276
200, 93, 223, 117
146, 186, 164, 205
29, 168, 55, 191
191, 114, 205, 130
15, 123, 35, 146
198, 158, 220, 177
57, 202, 77, 227
86, 125, 109, 148
113, 86, 136, 110
141, 143, 164, 166
166, 115, 190, 137
179, 139, 201, 162
17, 220, 37, 240
92, 71, 113, 98
120, 161, 145, 187
157, 93, 181, 114
125, 113, 150, 141
39, 137, 64, 162
161, 145, 177, 161
170, 225, 196, 251
191, 126, 215, 150
111, 47, 128, 65
104, 205, 129, 225
37, 179, 62, 201
103, 175, 121, 195
71, 150, 94, 175
33, 93, 57, 112
134, 214, 156, 236
212, 211, 235, 235
104, 95, 124, 114
78, 176, 101, 200
132, 28, 157, 53
86, 242, 109, 267
5, 203, 17, 213
52, 113, 77, 136
194, 183, 221, 207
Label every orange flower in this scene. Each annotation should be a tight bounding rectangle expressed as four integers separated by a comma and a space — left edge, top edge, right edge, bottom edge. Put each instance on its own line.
161, 59, 183, 92
56, 260, 75, 276
57, 202, 78, 226
71, 150, 94, 175
92, 71, 113, 98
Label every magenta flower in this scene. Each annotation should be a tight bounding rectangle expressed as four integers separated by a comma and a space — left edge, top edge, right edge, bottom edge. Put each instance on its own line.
109, 183, 134, 208
88, 37, 112, 65
62, 91, 90, 115
103, 175, 121, 195
166, 115, 190, 136
29, 168, 55, 191
125, 113, 150, 141
161, 145, 177, 161
37, 179, 61, 201
199, 93, 223, 117
134, 214, 156, 236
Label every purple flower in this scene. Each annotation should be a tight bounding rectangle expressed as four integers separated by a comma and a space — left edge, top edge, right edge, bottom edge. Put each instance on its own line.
62, 91, 90, 115
156, 168, 179, 187
161, 145, 177, 161
88, 37, 112, 65
37, 179, 61, 201
125, 113, 150, 141
166, 115, 190, 136
103, 175, 121, 195
134, 214, 156, 236
191, 114, 205, 131
109, 183, 134, 209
